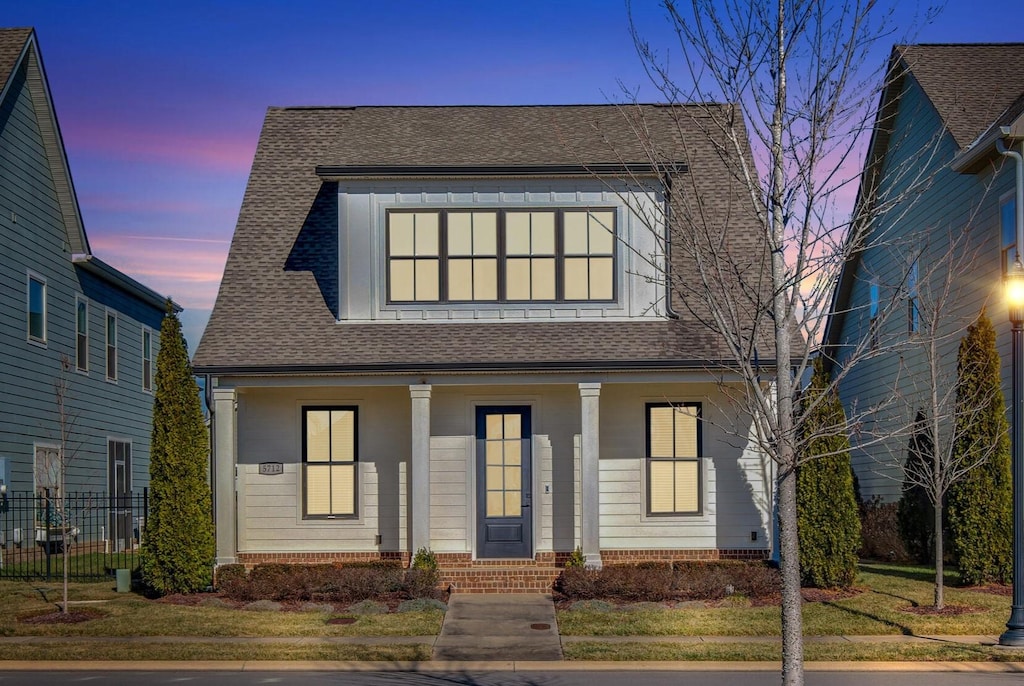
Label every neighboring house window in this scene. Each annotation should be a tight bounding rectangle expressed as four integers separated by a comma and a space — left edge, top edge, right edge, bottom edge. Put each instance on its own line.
1003, 195, 1018, 272
106, 312, 118, 381
646, 403, 702, 516
141, 327, 153, 392
385, 208, 616, 304
34, 444, 61, 502
75, 296, 89, 372
908, 260, 919, 334
27, 273, 46, 344
869, 280, 880, 349
303, 407, 357, 518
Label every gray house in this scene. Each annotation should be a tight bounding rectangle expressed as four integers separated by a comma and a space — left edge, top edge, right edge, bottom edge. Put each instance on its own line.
0, 28, 170, 531
194, 104, 775, 591
826, 44, 1024, 500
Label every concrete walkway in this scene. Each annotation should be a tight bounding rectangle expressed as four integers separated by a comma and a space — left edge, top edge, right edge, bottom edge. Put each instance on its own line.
432, 593, 562, 661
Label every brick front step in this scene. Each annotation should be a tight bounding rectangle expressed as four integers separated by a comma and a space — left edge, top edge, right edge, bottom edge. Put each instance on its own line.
440, 564, 562, 593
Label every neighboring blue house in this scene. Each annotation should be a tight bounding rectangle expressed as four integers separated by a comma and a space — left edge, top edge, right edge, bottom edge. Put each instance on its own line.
826, 43, 1024, 500
0, 27, 171, 531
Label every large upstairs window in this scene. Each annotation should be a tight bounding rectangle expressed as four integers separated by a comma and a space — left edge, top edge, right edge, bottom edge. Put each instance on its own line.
386, 208, 616, 304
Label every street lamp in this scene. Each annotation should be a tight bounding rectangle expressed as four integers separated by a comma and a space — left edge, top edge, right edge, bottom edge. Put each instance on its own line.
1002, 257, 1024, 646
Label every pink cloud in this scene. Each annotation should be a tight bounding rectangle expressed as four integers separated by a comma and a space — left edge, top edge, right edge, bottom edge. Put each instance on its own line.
62, 119, 256, 174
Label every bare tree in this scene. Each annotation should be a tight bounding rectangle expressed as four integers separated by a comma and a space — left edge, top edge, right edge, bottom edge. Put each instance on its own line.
37, 354, 80, 613
619, 1, 942, 683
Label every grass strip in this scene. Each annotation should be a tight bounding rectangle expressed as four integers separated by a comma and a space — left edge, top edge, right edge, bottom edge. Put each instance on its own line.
0, 642, 431, 662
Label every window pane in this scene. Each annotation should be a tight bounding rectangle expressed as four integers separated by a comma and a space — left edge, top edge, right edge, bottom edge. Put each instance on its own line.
504, 440, 521, 465
675, 461, 699, 512
448, 213, 472, 255
649, 461, 674, 513
504, 465, 521, 490
390, 260, 414, 301
77, 334, 88, 370
306, 410, 331, 462
486, 491, 504, 517
28, 278, 45, 341
473, 258, 497, 300
564, 212, 589, 254
588, 211, 615, 254
486, 465, 504, 490
415, 259, 439, 301
589, 257, 614, 300
674, 407, 699, 457
107, 315, 117, 343
506, 212, 531, 254
1003, 199, 1016, 248
486, 440, 503, 465
448, 259, 473, 300
414, 213, 439, 256
306, 465, 331, 515
650, 407, 674, 457
503, 414, 521, 439
331, 464, 355, 514
506, 258, 531, 300
486, 414, 503, 439
532, 258, 555, 300
77, 300, 87, 334
473, 213, 497, 255
504, 490, 521, 516
389, 213, 415, 256
331, 410, 355, 462
564, 258, 589, 299
532, 212, 556, 254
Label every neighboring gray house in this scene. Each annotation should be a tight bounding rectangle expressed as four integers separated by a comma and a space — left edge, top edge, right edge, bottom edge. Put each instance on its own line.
194, 104, 775, 591
826, 44, 1024, 500
0, 28, 170, 524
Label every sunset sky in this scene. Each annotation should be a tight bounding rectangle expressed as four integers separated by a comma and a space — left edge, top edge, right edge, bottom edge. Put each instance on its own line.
7, 0, 1023, 351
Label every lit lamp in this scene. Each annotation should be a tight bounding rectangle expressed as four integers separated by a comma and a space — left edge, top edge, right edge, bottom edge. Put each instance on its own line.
1002, 257, 1024, 646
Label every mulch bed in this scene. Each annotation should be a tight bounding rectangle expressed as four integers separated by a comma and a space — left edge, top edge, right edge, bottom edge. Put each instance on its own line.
19, 607, 106, 624
964, 584, 1012, 597
800, 587, 862, 603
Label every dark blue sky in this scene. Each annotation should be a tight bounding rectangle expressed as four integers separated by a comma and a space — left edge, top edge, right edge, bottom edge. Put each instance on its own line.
6, 0, 1022, 350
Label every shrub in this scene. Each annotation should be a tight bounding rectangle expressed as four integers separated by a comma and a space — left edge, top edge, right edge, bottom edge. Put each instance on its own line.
898, 414, 937, 565
407, 548, 440, 597
214, 564, 248, 597
141, 303, 215, 595
859, 496, 909, 562
598, 562, 673, 601
796, 359, 861, 589
565, 546, 586, 568
411, 548, 438, 571
673, 561, 779, 600
553, 560, 779, 602
948, 310, 1013, 585
553, 567, 602, 600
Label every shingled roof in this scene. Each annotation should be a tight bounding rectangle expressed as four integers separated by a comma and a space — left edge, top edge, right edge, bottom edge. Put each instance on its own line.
897, 43, 1024, 149
194, 104, 768, 374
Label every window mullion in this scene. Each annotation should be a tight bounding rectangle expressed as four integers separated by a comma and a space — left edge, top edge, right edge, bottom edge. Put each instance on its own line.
555, 210, 565, 301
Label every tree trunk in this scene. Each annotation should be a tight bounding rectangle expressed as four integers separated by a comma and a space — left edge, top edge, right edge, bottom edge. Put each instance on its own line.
777, 462, 805, 685
934, 498, 944, 609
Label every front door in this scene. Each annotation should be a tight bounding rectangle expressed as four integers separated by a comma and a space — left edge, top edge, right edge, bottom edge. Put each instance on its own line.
476, 406, 532, 558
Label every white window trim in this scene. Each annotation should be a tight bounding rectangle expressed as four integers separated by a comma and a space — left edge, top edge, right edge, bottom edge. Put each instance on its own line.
33, 442, 62, 497
105, 309, 118, 383
639, 397, 711, 524
294, 400, 366, 524
75, 295, 89, 374
26, 270, 47, 347
141, 326, 153, 393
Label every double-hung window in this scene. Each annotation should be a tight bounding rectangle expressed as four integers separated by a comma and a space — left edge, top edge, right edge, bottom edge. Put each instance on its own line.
303, 407, 357, 518
1003, 195, 1017, 272
142, 327, 153, 392
907, 259, 919, 335
646, 403, 702, 516
105, 312, 118, 381
386, 208, 616, 304
27, 273, 46, 344
75, 296, 89, 372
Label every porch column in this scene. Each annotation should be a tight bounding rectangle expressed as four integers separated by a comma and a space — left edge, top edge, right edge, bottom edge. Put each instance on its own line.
409, 384, 432, 563
212, 386, 237, 565
579, 382, 602, 568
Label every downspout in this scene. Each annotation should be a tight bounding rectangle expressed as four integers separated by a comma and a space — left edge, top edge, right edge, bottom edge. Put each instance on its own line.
997, 138, 1024, 255
662, 171, 680, 319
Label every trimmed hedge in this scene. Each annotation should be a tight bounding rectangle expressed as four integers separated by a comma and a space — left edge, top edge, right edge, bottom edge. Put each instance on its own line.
216, 561, 441, 602
553, 561, 779, 602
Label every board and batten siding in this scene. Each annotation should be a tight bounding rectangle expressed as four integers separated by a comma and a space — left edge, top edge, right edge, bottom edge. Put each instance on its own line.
833, 72, 1017, 501
0, 54, 163, 496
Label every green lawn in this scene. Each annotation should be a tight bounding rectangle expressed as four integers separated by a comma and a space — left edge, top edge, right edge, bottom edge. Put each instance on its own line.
556, 563, 1013, 637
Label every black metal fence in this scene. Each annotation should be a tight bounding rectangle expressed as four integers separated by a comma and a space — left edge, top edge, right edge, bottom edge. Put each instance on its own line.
0, 490, 148, 581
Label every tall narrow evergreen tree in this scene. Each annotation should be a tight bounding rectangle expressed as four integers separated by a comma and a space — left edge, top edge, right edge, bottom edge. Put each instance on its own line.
797, 359, 861, 589
898, 413, 936, 565
141, 302, 215, 594
947, 311, 1012, 585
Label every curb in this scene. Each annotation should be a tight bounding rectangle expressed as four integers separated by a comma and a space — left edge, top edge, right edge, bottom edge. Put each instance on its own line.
1, 660, 1023, 672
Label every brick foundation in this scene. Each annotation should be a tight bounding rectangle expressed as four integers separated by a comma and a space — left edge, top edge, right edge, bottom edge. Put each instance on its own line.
227, 548, 769, 593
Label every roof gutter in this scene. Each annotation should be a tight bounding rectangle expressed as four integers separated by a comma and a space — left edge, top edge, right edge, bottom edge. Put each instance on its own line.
72, 254, 180, 312
315, 163, 686, 180
952, 123, 1024, 174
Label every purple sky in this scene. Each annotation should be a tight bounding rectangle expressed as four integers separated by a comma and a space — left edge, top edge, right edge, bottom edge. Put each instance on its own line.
8, 0, 1023, 351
